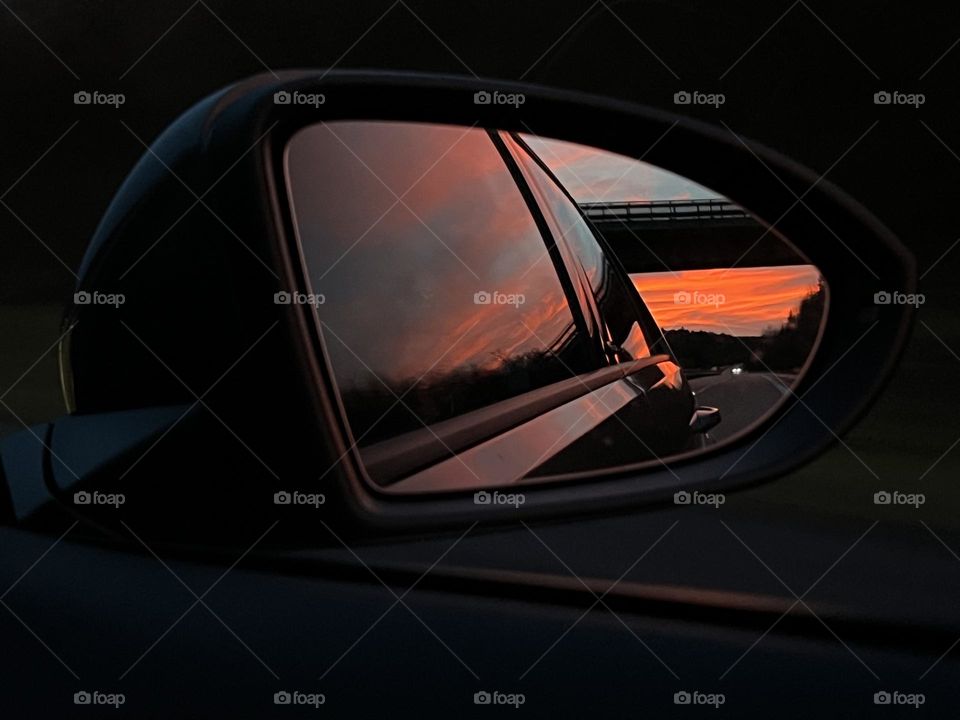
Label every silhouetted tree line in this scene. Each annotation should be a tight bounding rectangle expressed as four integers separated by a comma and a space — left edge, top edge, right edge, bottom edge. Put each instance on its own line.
749, 280, 826, 372
663, 329, 762, 371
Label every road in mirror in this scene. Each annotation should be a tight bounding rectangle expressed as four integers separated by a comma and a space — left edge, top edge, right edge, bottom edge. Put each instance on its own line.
284, 122, 826, 493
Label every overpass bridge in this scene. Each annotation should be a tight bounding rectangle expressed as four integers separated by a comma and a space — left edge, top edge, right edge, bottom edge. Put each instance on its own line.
578, 199, 805, 273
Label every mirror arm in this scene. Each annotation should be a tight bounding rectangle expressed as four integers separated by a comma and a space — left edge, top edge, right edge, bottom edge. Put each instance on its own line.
690, 406, 721, 434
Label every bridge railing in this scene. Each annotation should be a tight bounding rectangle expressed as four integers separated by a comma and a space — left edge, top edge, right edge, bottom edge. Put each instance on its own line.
578, 199, 752, 223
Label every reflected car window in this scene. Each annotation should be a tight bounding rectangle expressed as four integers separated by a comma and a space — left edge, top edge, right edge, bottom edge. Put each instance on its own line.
506, 134, 658, 362
285, 122, 599, 449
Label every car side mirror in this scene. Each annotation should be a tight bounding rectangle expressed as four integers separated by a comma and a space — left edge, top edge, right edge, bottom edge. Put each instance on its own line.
0, 71, 915, 546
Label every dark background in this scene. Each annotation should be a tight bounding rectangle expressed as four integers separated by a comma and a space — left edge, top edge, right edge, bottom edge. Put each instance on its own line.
3, 0, 958, 523
2, 0, 960, 715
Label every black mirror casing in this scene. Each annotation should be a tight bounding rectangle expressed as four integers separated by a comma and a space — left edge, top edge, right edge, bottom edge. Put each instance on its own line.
33, 70, 914, 542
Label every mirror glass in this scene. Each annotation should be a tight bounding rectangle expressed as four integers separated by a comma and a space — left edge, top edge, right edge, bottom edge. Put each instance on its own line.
284, 122, 826, 492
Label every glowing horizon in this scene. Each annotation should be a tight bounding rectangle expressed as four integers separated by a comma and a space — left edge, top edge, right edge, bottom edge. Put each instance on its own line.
526, 135, 823, 338
632, 267, 822, 336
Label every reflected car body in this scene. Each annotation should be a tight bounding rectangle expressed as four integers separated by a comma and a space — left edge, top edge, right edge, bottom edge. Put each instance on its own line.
284, 122, 714, 490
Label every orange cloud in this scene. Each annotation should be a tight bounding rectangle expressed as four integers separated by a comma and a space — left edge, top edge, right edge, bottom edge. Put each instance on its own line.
631, 266, 822, 336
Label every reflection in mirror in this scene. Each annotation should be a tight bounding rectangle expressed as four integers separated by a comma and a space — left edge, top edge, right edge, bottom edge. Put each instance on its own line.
284, 122, 826, 493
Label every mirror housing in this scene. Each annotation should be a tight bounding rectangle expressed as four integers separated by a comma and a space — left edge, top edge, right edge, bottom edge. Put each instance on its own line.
6, 70, 914, 542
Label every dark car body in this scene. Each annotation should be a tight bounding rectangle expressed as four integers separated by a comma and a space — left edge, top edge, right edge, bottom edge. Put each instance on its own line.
3, 70, 907, 542
284, 122, 702, 491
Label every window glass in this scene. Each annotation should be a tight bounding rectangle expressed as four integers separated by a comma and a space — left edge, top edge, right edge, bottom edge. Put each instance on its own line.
509, 135, 655, 361
285, 122, 597, 447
